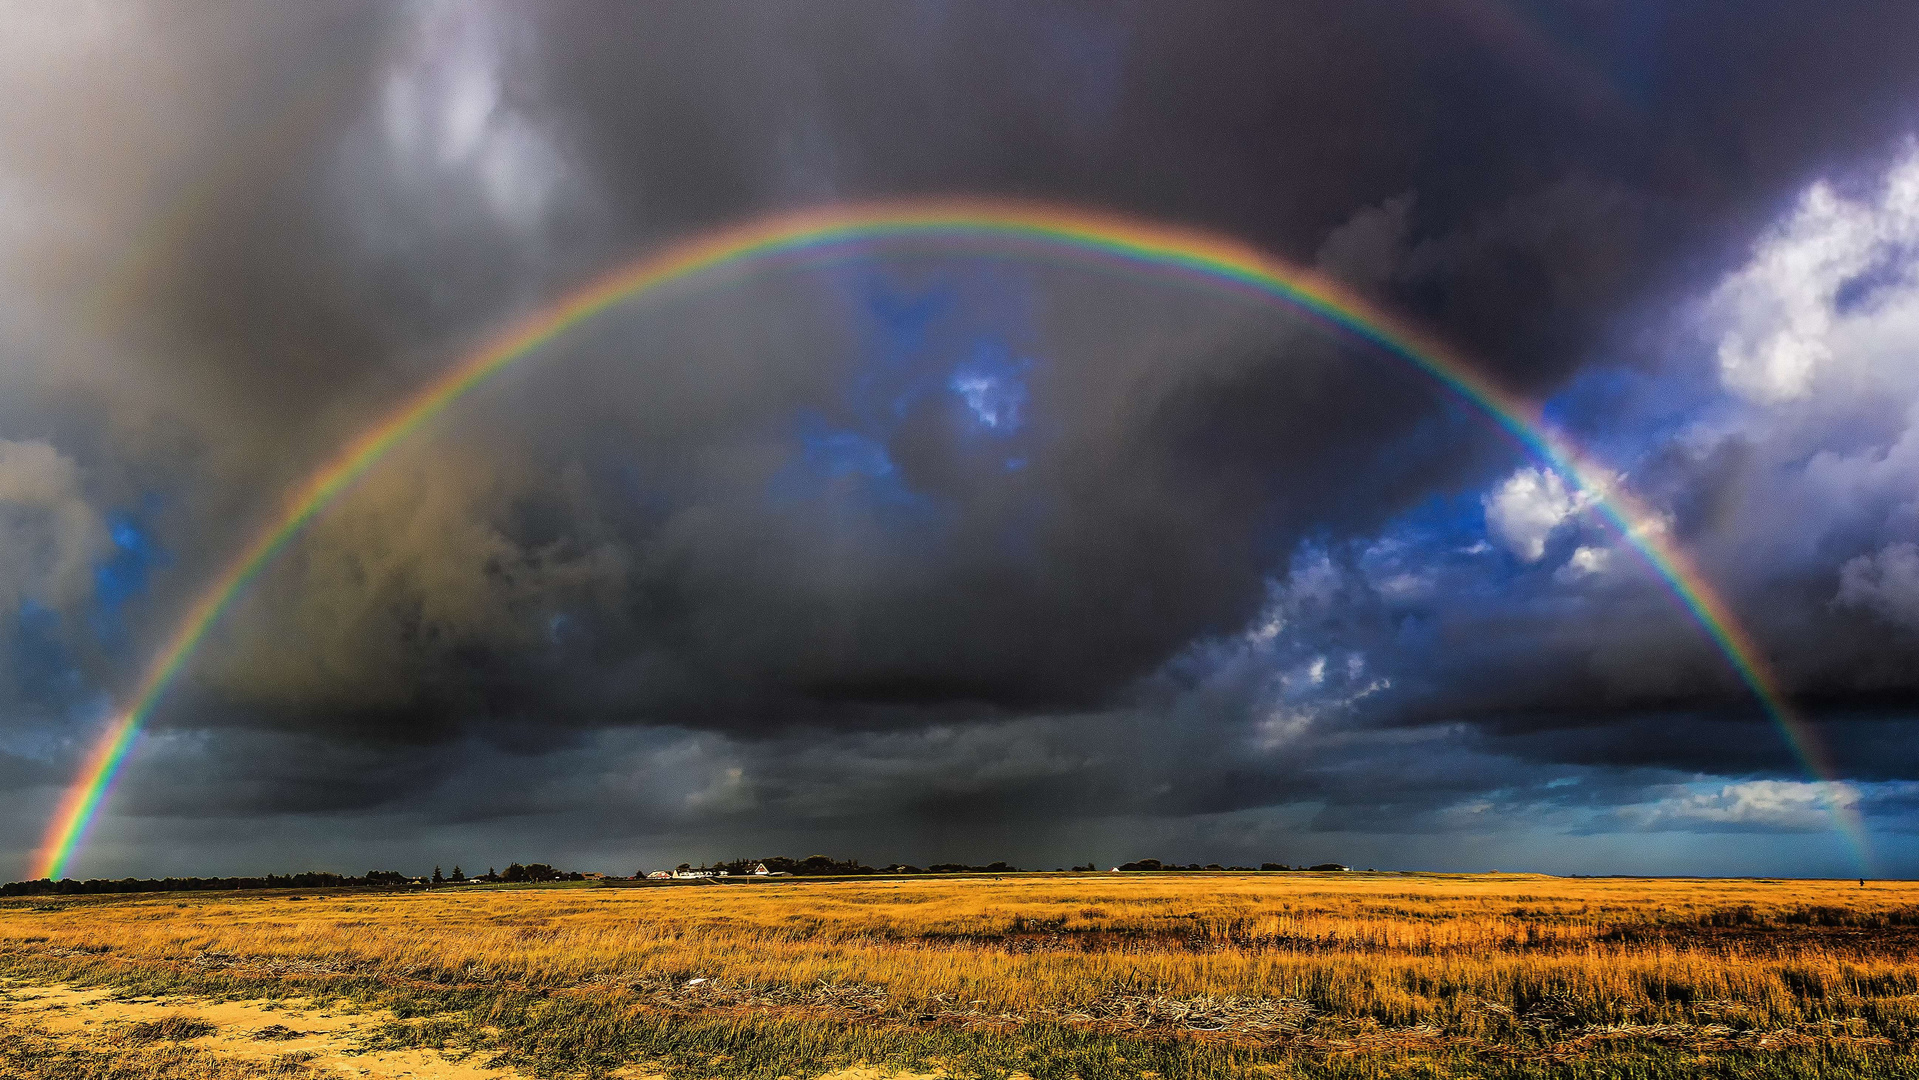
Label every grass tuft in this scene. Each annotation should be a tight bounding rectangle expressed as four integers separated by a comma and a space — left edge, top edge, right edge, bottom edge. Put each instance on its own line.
121, 1013, 218, 1043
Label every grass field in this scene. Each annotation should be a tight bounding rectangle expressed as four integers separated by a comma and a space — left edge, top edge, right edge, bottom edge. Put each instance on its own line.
0, 872, 1916, 1078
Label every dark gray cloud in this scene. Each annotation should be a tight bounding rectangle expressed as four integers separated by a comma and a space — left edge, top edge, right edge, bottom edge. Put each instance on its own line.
4, 1, 1919, 878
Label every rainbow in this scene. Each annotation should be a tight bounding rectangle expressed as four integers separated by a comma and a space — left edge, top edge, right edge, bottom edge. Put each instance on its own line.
33, 199, 1868, 879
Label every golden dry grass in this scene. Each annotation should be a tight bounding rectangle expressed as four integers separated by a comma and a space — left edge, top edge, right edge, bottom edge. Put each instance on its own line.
2, 872, 1917, 1077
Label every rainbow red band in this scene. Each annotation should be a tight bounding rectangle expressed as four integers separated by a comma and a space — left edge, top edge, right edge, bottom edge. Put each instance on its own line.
33, 199, 1868, 879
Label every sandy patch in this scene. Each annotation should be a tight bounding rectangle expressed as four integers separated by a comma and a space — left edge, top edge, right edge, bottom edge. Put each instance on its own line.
0, 978, 520, 1079
609, 1069, 945, 1080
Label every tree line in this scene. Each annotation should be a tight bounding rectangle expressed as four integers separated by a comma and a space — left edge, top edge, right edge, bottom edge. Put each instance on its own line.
3, 856, 1350, 896
1, 871, 420, 897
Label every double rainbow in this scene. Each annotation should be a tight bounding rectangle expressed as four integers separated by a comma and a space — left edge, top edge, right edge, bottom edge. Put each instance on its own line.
33, 199, 1867, 879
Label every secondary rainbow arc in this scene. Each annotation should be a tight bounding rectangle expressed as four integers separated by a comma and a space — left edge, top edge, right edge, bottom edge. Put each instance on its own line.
32, 199, 1868, 880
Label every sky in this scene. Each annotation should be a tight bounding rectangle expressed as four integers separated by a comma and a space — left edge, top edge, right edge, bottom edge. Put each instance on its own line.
5, 0, 1919, 879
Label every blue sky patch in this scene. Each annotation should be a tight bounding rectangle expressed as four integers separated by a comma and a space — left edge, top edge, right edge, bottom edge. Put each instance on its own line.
89, 507, 166, 648
948, 343, 1032, 433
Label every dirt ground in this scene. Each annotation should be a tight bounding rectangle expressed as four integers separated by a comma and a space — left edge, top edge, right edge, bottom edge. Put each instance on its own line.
0, 977, 945, 1079
0, 978, 517, 1079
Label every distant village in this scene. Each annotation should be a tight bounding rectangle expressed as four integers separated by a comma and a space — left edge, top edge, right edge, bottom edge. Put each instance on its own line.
459, 856, 1357, 882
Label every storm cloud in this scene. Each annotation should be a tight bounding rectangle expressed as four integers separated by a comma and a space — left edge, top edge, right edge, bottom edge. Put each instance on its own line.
4, 1, 1919, 878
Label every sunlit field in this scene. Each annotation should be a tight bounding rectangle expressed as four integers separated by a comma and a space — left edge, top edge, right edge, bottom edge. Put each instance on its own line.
2, 872, 1917, 1078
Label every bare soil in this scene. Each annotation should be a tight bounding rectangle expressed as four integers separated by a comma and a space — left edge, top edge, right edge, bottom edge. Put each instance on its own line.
0, 978, 514, 1079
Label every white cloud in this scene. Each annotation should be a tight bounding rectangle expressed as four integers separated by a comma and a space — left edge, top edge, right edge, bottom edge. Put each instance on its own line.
1373, 571, 1432, 598
1622, 780, 1859, 832
1677, 145, 1919, 585
1254, 653, 1388, 751
1709, 147, 1919, 403
1837, 541, 1919, 629
1245, 612, 1283, 644
1553, 544, 1612, 583
1280, 548, 1343, 609
377, 2, 568, 232
1253, 678, 1389, 751
949, 369, 1028, 430
1357, 537, 1436, 599
1483, 466, 1589, 561
1301, 655, 1326, 686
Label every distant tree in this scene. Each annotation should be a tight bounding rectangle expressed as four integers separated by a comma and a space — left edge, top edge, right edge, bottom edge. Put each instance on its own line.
485, 867, 498, 881
524, 863, 559, 882
432, 867, 445, 885
502, 863, 528, 883
449, 866, 465, 882
788, 855, 878, 876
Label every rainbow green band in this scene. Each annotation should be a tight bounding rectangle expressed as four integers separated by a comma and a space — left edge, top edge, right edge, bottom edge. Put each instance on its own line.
33, 199, 1868, 879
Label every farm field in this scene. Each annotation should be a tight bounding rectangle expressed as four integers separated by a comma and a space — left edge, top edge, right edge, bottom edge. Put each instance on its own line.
0, 872, 1916, 1079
